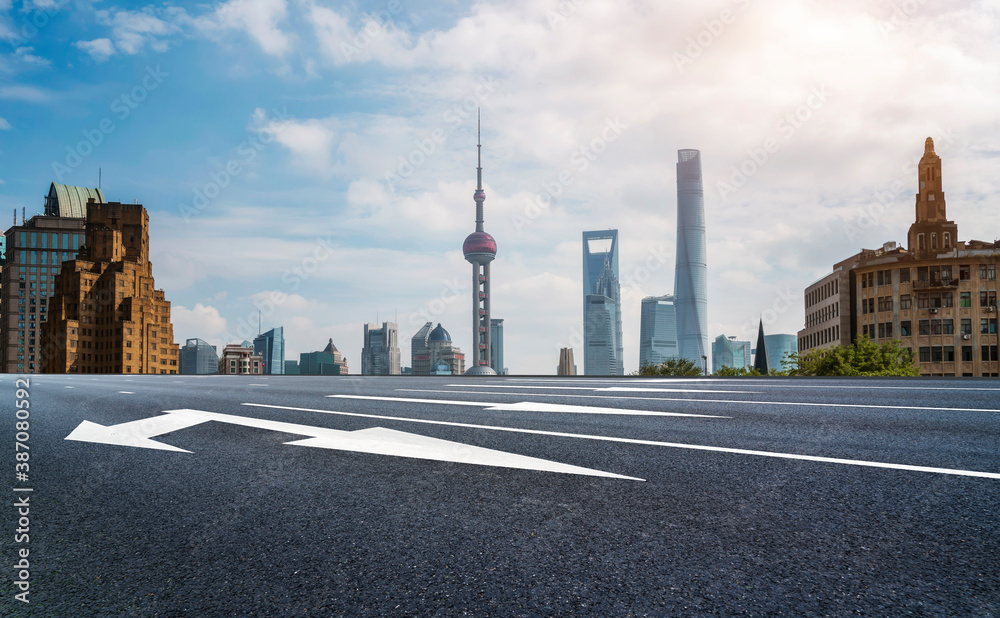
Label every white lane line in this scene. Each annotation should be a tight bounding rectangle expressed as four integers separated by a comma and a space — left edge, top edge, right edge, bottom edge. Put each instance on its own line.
326, 394, 728, 418
398, 389, 1000, 413
248, 384, 268, 386
118, 391, 135, 394
64, 386, 74, 389
493, 379, 1000, 391
242, 403, 1000, 480
444, 384, 756, 394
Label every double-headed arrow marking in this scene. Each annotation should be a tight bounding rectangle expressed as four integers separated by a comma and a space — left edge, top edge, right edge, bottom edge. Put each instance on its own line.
65, 409, 643, 481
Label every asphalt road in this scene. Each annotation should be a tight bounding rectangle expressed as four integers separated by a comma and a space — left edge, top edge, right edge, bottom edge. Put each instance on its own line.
2, 374, 999, 616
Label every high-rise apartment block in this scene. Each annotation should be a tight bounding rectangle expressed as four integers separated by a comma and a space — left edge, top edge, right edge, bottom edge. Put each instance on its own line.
639, 295, 679, 367
42, 200, 179, 374
362, 321, 401, 375
798, 138, 999, 376
582, 230, 623, 375
674, 149, 709, 367
253, 327, 285, 375
1, 182, 101, 373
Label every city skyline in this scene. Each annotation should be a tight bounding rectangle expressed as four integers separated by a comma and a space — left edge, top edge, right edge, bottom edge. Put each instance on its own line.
2, 2, 999, 374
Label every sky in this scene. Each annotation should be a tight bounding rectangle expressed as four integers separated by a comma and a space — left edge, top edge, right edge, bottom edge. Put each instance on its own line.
1, 0, 999, 374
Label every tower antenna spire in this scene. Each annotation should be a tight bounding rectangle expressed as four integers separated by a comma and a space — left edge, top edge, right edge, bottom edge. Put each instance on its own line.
477, 108, 483, 191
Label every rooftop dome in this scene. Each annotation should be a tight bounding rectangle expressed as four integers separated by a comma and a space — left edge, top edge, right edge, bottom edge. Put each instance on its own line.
429, 323, 451, 342
463, 231, 497, 260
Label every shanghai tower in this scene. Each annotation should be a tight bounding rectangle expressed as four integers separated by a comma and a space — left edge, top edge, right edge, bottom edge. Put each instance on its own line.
463, 112, 498, 375
674, 149, 708, 365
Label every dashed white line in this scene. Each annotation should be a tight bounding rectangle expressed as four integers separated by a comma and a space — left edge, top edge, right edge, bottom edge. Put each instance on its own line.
118, 391, 135, 394
326, 395, 728, 418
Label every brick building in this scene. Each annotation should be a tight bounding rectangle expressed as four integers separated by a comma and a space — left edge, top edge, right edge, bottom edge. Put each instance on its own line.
42, 200, 179, 374
799, 138, 999, 376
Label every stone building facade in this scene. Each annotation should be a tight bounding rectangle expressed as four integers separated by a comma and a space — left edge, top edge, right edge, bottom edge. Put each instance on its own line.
799, 139, 999, 376
42, 200, 179, 374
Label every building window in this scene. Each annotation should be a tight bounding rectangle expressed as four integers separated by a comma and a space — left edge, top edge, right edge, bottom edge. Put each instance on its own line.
983, 346, 999, 362
917, 294, 929, 309
918, 234, 925, 250
919, 347, 931, 363
942, 293, 953, 308
961, 319, 973, 336
901, 321, 911, 337
943, 346, 955, 362
930, 319, 942, 335
931, 233, 938, 249
899, 268, 910, 283
962, 346, 973, 362
960, 292, 972, 308
944, 232, 951, 248
931, 346, 943, 362
919, 320, 930, 336
943, 319, 954, 335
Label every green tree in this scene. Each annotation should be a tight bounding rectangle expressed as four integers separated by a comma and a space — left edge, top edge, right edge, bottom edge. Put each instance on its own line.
634, 358, 703, 376
791, 336, 919, 377
714, 365, 761, 377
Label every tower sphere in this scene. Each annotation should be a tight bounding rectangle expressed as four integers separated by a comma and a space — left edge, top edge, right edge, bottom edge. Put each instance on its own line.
463, 231, 497, 263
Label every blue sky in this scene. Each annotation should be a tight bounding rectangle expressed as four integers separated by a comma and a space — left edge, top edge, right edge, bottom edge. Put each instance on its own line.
2, 0, 999, 374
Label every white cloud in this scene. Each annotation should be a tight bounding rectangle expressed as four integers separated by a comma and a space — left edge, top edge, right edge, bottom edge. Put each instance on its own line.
0, 116, 10, 130
14, 46, 49, 67
195, 0, 291, 56
172, 303, 229, 349
0, 85, 48, 101
75, 38, 115, 62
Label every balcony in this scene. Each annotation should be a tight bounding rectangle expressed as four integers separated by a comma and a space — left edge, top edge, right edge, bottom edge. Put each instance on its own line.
912, 278, 959, 289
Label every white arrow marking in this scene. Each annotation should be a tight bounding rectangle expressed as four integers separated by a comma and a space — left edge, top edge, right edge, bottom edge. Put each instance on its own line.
326, 395, 728, 418
243, 403, 1000, 480
65, 409, 641, 481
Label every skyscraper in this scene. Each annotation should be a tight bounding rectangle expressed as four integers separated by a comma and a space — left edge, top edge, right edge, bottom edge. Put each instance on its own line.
557, 348, 577, 376
639, 295, 679, 367
582, 230, 623, 375
362, 321, 401, 375
674, 149, 709, 367
489, 318, 505, 375
585, 255, 624, 375
463, 112, 498, 375
253, 326, 284, 375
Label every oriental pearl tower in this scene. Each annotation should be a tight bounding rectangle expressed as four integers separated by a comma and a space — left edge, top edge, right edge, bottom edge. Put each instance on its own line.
463, 111, 498, 375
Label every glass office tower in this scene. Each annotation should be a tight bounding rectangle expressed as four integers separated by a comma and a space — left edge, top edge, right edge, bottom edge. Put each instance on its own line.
674, 149, 709, 366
